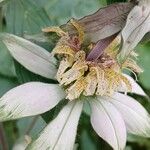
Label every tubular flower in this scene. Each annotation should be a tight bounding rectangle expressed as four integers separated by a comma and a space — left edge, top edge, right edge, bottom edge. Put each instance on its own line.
0, 10, 150, 150
49, 19, 142, 100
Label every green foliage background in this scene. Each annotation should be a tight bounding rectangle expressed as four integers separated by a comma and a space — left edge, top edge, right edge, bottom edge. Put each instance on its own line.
0, 0, 150, 150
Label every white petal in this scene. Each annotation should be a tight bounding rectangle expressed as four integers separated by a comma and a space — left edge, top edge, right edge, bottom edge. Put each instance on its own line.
90, 98, 126, 150
2, 33, 57, 79
0, 82, 65, 121
110, 93, 150, 137
27, 101, 83, 150
120, 5, 150, 61
123, 74, 146, 96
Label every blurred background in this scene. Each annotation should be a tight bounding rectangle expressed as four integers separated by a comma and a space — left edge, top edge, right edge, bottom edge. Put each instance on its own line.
0, 0, 149, 149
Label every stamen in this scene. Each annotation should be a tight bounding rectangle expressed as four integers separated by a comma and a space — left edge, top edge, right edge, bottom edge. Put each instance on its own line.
70, 19, 84, 43
122, 59, 143, 73
120, 75, 132, 92
53, 45, 75, 57
66, 77, 87, 100
50, 22, 141, 100
42, 26, 67, 37
56, 56, 74, 82
95, 67, 107, 96
84, 70, 97, 96
60, 61, 88, 85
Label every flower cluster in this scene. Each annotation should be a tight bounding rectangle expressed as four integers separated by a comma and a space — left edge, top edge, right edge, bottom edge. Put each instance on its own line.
48, 19, 142, 100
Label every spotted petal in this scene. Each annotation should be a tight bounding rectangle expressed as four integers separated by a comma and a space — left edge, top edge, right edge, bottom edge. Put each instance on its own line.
1, 33, 57, 79
0, 82, 65, 121
27, 101, 83, 150
90, 98, 126, 150
110, 93, 150, 137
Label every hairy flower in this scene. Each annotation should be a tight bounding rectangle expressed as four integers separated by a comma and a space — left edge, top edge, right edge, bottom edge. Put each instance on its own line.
48, 19, 142, 100
0, 2, 149, 150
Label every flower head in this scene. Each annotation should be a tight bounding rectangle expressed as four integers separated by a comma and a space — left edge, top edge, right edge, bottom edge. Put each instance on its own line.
46, 19, 142, 100
0, 2, 150, 150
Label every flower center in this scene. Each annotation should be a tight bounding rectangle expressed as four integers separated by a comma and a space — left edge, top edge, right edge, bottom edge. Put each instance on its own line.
43, 19, 142, 100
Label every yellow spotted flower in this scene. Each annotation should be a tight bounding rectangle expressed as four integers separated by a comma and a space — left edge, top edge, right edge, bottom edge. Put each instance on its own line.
0, 8, 150, 150
46, 19, 142, 101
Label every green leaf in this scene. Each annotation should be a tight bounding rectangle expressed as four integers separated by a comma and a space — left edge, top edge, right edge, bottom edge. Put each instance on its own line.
0, 0, 10, 6
80, 130, 97, 150
0, 41, 16, 77
45, 0, 101, 25
14, 61, 57, 84
17, 116, 46, 138
5, 0, 52, 35
3, 121, 19, 148
0, 75, 18, 97
107, 0, 126, 4
83, 101, 91, 116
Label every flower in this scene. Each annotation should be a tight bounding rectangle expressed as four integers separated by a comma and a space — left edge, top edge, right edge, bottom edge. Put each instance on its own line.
46, 19, 142, 101
0, 3, 150, 150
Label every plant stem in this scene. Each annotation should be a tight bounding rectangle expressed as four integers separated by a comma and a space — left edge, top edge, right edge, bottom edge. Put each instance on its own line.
0, 123, 9, 150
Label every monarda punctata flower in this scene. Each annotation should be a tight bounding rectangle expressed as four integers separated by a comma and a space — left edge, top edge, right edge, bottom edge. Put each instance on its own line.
44, 19, 142, 100
0, 1, 150, 150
